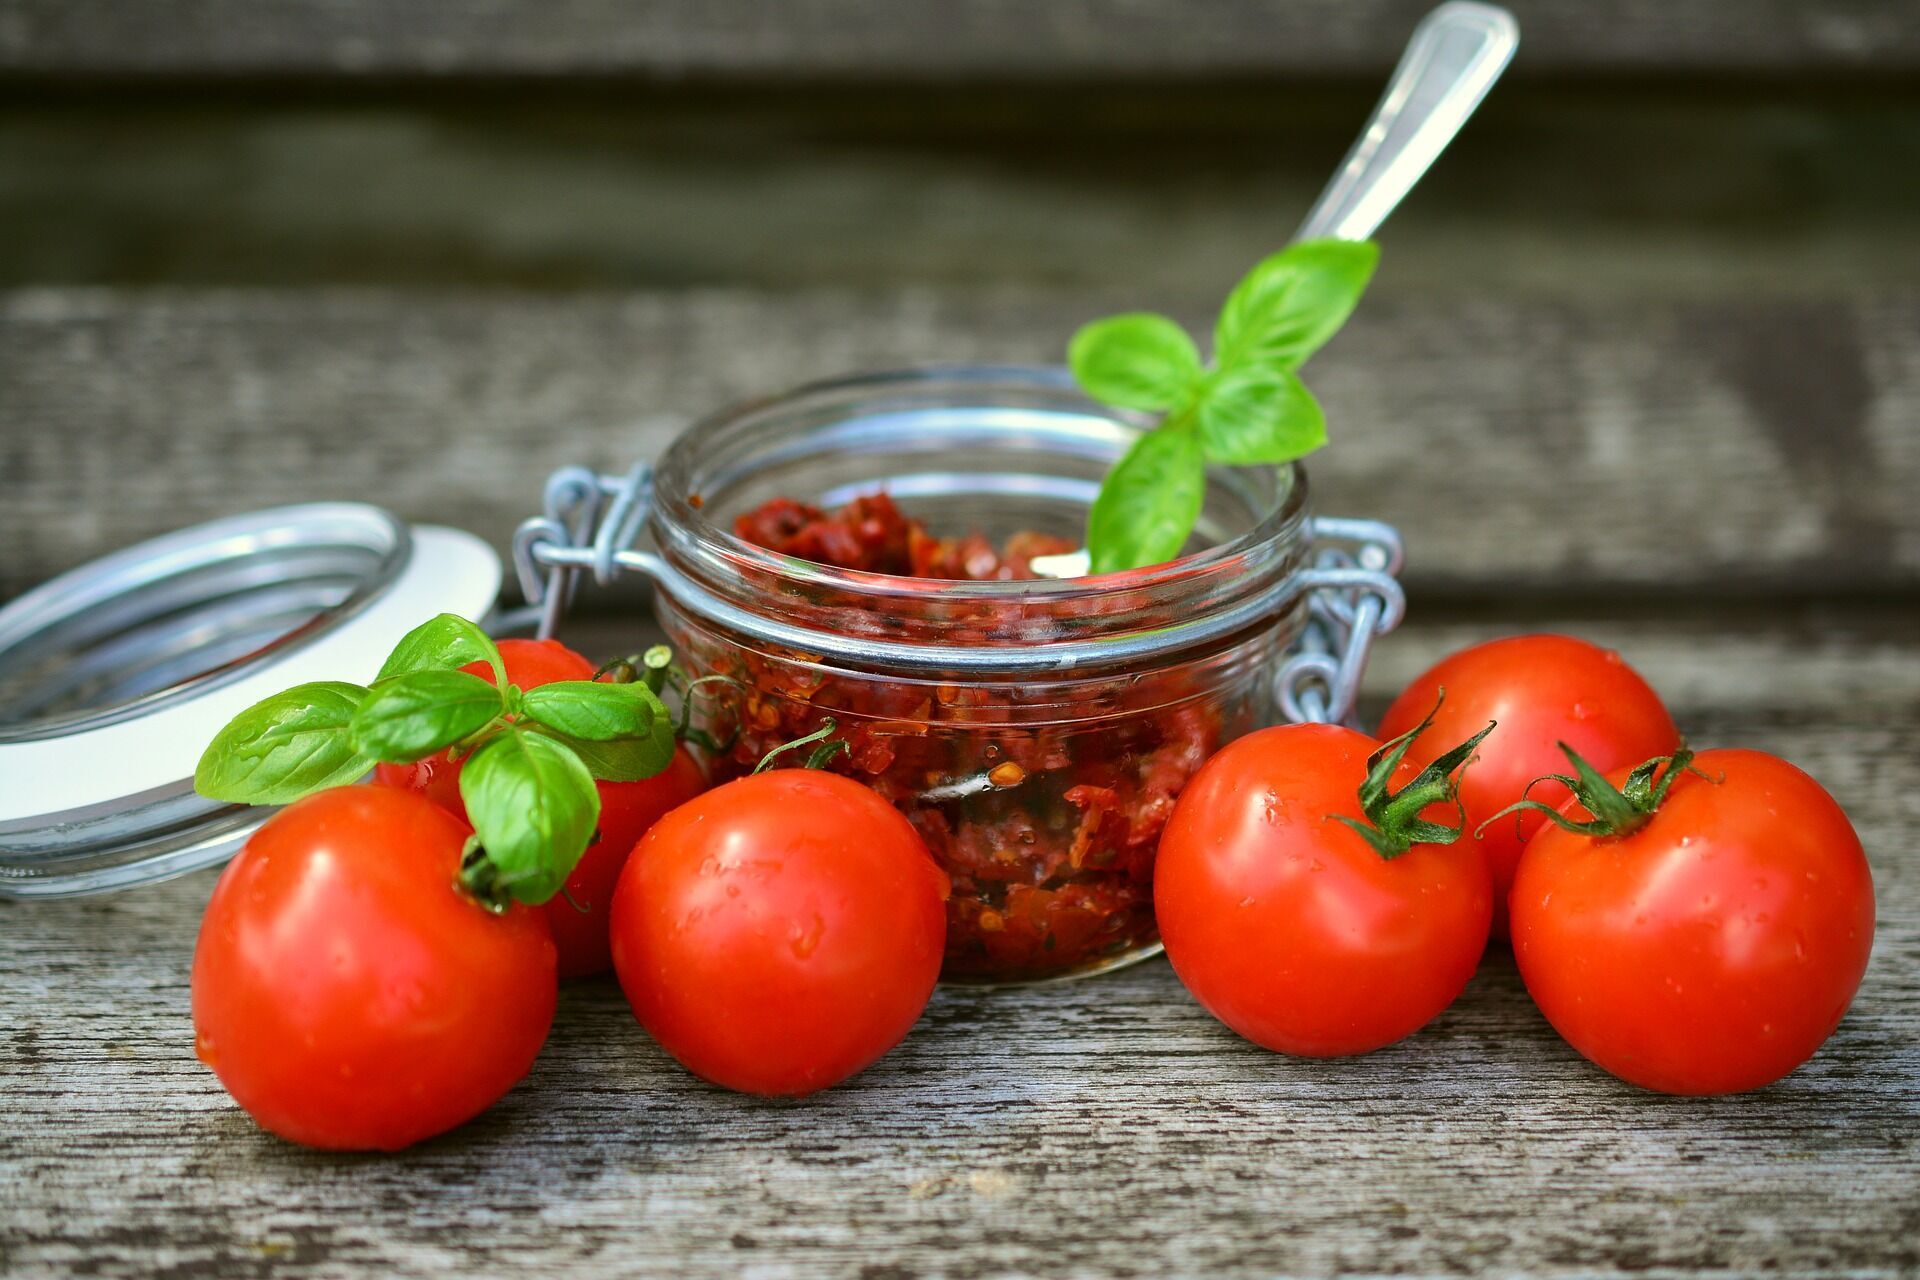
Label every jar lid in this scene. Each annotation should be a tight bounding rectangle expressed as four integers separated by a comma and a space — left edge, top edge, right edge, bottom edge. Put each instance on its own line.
0, 504, 501, 898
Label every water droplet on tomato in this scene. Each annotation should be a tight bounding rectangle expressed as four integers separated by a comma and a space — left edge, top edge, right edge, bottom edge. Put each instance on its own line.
790, 915, 825, 959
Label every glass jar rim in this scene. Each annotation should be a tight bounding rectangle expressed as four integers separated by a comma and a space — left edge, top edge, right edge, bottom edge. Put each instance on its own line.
636, 364, 1319, 676
650, 363, 1311, 607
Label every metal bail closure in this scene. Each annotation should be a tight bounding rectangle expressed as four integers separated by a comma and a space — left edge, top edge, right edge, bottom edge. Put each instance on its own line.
512, 459, 1404, 686
0, 505, 502, 899
1274, 516, 1406, 727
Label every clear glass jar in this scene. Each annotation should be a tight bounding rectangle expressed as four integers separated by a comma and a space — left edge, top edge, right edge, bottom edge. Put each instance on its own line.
641, 366, 1317, 984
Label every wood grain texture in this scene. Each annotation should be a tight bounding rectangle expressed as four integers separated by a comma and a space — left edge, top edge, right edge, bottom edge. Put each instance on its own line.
5, 88, 1917, 296
4, 606, 1916, 1278
3, 287, 1918, 602
1, 0, 1917, 79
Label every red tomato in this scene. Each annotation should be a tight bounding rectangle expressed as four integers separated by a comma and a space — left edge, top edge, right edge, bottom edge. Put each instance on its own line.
546, 750, 707, 977
375, 637, 705, 978
1154, 723, 1493, 1057
610, 770, 948, 1096
1379, 634, 1678, 938
192, 787, 557, 1150
1510, 748, 1874, 1095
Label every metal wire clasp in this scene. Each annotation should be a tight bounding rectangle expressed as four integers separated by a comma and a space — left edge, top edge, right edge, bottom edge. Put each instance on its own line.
510, 463, 651, 640
509, 463, 1404, 699
1273, 516, 1406, 727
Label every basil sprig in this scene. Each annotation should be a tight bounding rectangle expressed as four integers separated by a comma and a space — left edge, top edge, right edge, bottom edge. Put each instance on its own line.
195, 614, 679, 909
1069, 238, 1378, 574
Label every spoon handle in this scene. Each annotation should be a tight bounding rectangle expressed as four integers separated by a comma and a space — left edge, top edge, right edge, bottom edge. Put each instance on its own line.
1295, 2, 1519, 244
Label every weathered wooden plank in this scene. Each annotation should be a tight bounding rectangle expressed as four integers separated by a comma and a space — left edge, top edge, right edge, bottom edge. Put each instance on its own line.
1, 0, 1917, 79
3, 607, 1915, 1279
4, 88, 1918, 296
3, 287, 1918, 602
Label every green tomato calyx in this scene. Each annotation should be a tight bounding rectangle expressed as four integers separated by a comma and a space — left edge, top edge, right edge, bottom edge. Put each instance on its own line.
1481, 743, 1708, 842
1336, 692, 1495, 860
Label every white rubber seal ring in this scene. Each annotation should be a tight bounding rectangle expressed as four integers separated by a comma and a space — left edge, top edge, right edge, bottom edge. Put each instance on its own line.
0, 525, 500, 823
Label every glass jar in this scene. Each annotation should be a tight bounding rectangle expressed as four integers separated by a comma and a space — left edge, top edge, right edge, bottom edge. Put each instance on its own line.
515, 365, 1403, 984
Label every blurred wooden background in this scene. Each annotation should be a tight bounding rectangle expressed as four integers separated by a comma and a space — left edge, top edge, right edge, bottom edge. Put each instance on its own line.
3, 0, 1919, 607
4, 6, 1919, 1278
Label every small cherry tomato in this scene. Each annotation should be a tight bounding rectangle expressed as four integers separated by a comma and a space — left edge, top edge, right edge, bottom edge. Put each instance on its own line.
610, 769, 948, 1096
1155, 721, 1493, 1057
376, 637, 705, 977
192, 787, 557, 1150
1511, 748, 1874, 1095
1379, 634, 1678, 937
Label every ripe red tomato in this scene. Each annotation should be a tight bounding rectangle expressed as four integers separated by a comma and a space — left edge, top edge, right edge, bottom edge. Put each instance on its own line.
610, 769, 948, 1096
192, 787, 557, 1150
375, 637, 705, 978
1154, 723, 1493, 1057
1510, 748, 1874, 1094
1379, 634, 1678, 938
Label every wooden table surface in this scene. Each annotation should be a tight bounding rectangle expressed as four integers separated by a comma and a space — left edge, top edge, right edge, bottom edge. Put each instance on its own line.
4, 2, 1920, 1274
5, 604, 1917, 1278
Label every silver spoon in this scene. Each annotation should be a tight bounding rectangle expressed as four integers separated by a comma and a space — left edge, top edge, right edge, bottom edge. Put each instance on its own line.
1029, 0, 1520, 579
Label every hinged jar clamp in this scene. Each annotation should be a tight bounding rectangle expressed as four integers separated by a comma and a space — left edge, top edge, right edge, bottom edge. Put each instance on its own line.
509, 366, 1404, 728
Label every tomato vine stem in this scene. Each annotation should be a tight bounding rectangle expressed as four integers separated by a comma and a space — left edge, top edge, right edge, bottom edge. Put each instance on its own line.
753, 719, 850, 774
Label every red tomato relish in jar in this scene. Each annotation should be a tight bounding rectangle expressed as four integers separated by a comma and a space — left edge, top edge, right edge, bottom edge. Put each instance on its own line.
706, 491, 1226, 981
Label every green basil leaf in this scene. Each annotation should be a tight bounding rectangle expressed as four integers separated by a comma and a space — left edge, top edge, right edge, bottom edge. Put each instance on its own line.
460, 730, 601, 905
1193, 364, 1327, 464
375, 613, 506, 687
1085, 428, 1207, 575
194, 682, 374, 804
537, 725, 677, 783
520, 679, 667, 742
351, 669, 504, 763
1068, 312, 1204, 412
1213, 239, 1379, 371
